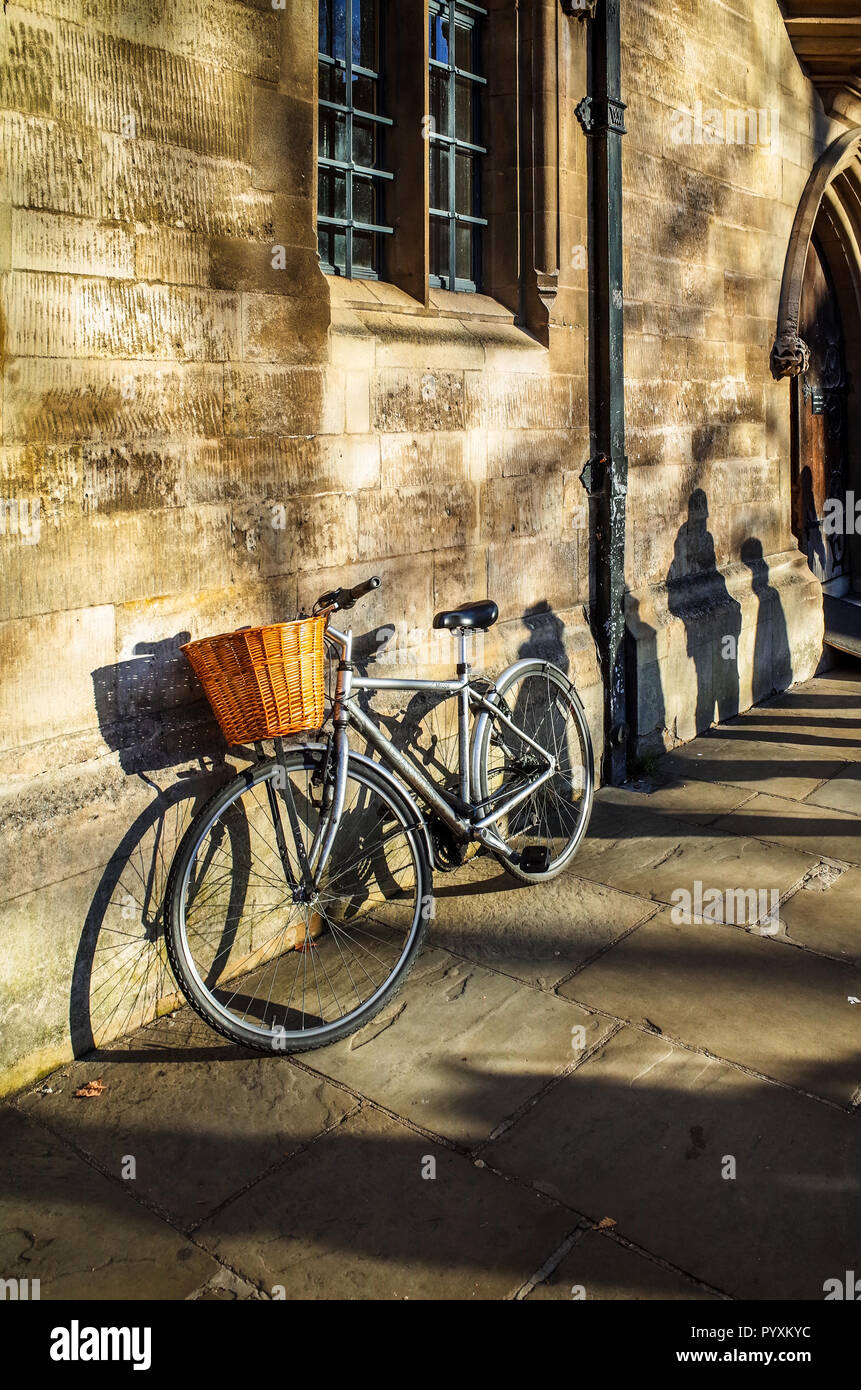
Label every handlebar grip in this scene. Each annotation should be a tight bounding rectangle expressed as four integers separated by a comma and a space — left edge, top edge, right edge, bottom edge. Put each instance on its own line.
342, 575, 381, 608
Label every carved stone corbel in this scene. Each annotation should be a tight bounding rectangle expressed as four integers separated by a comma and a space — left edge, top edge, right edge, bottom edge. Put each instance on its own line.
771, 126, 861, 381
560, 0, 598, 18
770, 330, 811, 380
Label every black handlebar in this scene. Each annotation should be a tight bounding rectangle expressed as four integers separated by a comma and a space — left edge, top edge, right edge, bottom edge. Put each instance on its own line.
314, 575, 380, 614
343, 574, 381, 607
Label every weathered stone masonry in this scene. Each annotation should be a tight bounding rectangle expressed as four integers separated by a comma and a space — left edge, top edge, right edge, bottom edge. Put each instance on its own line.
0, 0, 843, 1091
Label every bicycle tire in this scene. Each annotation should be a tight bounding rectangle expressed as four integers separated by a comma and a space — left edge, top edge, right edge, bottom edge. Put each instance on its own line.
164, 747, 433, 1053
475, 660, 595, 883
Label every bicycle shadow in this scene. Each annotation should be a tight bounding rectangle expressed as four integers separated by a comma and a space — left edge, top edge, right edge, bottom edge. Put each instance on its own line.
75, 634, 244, 1062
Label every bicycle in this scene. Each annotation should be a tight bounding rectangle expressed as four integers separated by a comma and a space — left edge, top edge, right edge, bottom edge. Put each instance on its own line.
164, 577, 594, 1053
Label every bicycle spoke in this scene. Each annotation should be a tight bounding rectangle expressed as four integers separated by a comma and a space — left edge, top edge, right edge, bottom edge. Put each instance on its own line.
481, 666, 592, 875
170, 756, 426, 1047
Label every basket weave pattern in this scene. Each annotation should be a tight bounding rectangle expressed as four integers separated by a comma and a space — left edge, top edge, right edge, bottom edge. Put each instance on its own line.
182, 616, 326, 744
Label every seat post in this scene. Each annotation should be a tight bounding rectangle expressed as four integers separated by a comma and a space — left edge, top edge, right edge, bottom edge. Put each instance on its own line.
456, 627, 470, 674
456, 627, 471, 803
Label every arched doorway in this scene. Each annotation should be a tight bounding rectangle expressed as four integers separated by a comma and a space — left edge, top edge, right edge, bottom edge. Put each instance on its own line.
791, 232, 848, 586
772, 129, 861, 657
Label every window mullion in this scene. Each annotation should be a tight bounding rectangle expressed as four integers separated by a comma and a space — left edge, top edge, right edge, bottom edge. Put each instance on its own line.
449, 0, 456, 290
345, 0, 353, 279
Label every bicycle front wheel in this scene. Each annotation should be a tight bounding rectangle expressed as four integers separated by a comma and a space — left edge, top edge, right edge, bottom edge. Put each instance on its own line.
164, 748, 432, 1052
476, 661, 594, 882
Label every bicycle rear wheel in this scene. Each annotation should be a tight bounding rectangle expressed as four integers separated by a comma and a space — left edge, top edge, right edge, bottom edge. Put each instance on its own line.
475, 661, 594, 882
164, 747, 432, 1052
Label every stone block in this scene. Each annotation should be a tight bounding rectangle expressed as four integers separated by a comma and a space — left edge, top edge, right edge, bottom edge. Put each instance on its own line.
11, 209, 133, 278
223, 366, 345, 437
0, 605, 115, 751
136, 227, 209, 286
5, 272, 240, 361
3, 359, 224, 444
56, 25, 251, 160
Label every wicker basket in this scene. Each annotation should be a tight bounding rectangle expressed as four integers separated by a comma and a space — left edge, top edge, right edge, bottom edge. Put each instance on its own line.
182, 615, 327, 744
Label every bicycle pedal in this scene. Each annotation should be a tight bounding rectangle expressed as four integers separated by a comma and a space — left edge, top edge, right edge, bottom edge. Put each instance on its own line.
519, 845, 551, 874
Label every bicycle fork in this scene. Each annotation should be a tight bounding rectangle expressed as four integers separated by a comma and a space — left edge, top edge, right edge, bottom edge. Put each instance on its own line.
310, 723, 350, 880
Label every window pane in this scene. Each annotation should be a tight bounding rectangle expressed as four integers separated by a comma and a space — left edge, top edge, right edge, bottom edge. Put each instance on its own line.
319, 0, 331, 55
455, 223, 473, 283
332, 0, 347, 61
353, 229, 376, 274
319, 168, 348, 219
353, 73, 376, 113
356, 0, 376, 70
431, 9, 450, 64
353, 117, 377, 167
430, 69, 450, 138
318, 225, 348, 276
353, 175, 377, 224
455, 150, 475, 216
319, 109, 349, 161
430, 216, 450, 283
455, 18, 473, 71
429, 144, 450, 211
318, 60, 334, 103
334, 228, 347, 272
454, 75, 473, 142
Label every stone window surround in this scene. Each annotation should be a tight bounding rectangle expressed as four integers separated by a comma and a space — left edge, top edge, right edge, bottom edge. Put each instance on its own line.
282, 0, 563, 350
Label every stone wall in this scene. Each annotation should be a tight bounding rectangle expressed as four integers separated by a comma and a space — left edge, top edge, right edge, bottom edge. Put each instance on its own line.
0, 0, 598, 1092
0, 0, 836, 1092
621, 0, 829, 752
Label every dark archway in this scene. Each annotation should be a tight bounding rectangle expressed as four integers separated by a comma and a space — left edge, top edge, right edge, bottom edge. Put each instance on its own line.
772, 128, 861, 658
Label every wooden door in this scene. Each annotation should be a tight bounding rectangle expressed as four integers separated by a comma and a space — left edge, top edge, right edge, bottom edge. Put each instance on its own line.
791, 236, 848, 584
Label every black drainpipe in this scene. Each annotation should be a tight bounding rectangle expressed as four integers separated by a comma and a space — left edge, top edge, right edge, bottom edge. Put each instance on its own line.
564, 0, 630, 784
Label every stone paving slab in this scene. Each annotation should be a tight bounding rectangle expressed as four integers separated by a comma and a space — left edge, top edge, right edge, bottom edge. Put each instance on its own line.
796, 670, 861, 693
599, 777, 752, 828
780, 865, 861, 965
711, 791, 861, 865
757, 670, 861, 702
197, 1104, 575, 1300
525, 1229, 718, 1301
562, 803, 817, 912
431, 854, 655, 987
725, 708, 861, 762
721, 671, 861, 761
303, 946, 614, 1147
0, 1105, 219, 1300
16, 1014, 357, 1229
659, 734, 847, 801
559, 908, 861, 1105
804, 765, 861, 817
483, 1027, 861, 1300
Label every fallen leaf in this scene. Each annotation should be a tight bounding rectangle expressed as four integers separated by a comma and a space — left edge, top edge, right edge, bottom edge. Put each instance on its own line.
593, 1216, 616, 1231
74, 1079, 106, 1098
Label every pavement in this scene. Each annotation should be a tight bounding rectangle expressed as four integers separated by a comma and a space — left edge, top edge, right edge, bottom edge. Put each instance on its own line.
2, 665, 859, 1301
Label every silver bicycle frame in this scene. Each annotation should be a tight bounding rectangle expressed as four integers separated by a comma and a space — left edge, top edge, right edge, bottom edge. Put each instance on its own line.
312, 622, 558, 875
